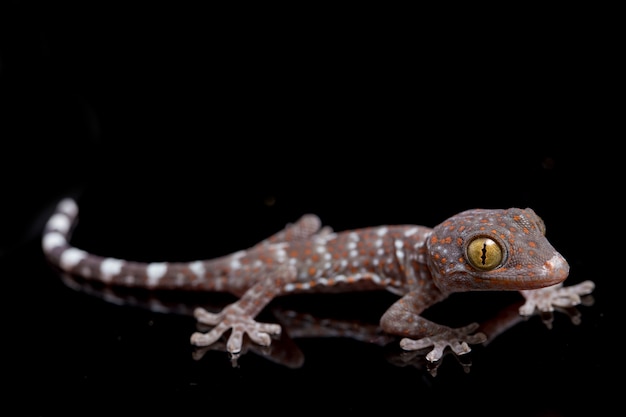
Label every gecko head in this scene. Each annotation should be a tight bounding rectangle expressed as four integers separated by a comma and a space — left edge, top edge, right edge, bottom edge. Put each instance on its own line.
426, 207, 569, 293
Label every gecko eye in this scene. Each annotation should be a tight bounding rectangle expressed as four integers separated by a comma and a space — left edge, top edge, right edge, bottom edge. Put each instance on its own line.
466, 237, 504, 270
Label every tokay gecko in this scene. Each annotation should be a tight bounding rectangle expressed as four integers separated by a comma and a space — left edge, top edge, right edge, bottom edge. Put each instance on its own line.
42, 199, 595, 362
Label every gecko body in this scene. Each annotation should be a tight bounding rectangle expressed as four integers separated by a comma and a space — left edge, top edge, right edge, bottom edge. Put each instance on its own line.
42, 198, 593, 362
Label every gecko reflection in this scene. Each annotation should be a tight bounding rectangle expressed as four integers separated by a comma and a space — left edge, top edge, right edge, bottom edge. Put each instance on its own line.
59, 273, 594, 376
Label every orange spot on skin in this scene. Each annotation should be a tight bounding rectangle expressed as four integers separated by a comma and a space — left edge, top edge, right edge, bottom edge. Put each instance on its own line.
513, 215, 521, 221
458, 225, 466, 232
528, 250, 536, 256
441, 258, 447, 264
327, 278, 335, 285
311, 254, 320, 262
509, 227, 517, 232
442, 237, 452, 244
516, 265, 523, 270
347, 276, 356, 283
289, 250, 299, 258
430, 235, 438, 244
491, 229, 497, 234
458, 257, 465, 263
308, 267, 317, 276
308, 280, 317, 288
528, 241, 537, 248
456, 237, 463, 246
523, 228, 529, 234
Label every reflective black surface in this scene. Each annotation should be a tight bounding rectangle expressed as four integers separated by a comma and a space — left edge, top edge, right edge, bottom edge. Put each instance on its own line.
2, 5, 618, 415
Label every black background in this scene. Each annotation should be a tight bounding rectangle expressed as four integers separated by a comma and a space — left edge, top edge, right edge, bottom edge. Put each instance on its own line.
1, 3, 620, 416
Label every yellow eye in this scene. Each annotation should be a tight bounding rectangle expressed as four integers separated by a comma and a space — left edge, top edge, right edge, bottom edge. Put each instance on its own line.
466, 237, 503, 270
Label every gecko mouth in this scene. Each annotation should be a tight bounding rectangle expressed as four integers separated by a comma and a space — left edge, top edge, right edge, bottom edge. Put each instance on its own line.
473, 253, 570, 290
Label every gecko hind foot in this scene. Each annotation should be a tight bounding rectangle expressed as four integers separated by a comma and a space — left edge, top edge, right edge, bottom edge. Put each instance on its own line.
190, 307, 282, 353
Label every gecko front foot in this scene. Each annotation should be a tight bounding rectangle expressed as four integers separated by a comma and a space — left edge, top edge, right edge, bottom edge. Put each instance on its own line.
190, 306, 282, 354
519, 280, 595, 316
399, 323, 487, 362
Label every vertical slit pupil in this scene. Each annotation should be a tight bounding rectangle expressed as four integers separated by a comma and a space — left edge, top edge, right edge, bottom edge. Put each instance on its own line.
481, 243, 487, 265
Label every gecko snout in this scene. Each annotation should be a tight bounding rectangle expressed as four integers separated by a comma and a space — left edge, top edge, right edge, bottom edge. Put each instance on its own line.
545, 254, 570, 283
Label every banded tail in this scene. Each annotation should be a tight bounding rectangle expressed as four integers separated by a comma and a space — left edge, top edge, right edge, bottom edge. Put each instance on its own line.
42, 198, 234, 291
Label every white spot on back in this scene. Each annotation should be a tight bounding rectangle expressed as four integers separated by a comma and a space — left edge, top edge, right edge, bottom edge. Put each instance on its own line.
60, 248, 87, 269
376, 227, 388, 236
275, 248, 287, 262
230, 257, 242, 270
404, 227, 420, 237
147, 262, 167, 287
188, 261, 205, 278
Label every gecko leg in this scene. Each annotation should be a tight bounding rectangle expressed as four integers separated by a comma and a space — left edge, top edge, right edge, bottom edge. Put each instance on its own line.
256, 214, 331, 246
190, 266, 296, 354
380, 290, 486, 362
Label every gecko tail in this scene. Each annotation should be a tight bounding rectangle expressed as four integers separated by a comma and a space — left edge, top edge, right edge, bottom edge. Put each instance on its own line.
42, 198, 80, 252
41, 198, 229, 291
